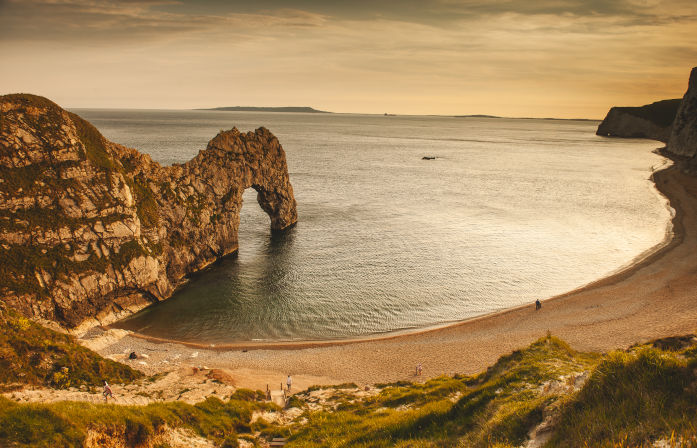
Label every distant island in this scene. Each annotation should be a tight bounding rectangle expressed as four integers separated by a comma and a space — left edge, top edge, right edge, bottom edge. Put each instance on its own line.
199, 106, 330, 113
453, 114, 501, 118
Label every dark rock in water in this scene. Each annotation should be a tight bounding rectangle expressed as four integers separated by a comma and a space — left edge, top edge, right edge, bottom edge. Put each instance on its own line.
667, 67, 697, 161
422, 156, 436, 160
0, 94, 297, 329
596, 98, 681, 143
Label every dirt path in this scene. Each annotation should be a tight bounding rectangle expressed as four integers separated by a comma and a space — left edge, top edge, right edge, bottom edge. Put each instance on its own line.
4, 366, 238, 405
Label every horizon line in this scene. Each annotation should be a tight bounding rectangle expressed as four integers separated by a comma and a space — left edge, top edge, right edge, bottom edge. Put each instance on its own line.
66, 105, 602, 121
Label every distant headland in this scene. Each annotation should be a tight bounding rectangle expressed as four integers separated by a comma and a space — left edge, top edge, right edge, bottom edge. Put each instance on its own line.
453, 114, 596, 121
596, 98, 682, 143
198, 106, 330, 113
596, 66, 697, 166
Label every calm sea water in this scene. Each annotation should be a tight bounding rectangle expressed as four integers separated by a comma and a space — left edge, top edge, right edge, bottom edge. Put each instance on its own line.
73, 109, 672, 343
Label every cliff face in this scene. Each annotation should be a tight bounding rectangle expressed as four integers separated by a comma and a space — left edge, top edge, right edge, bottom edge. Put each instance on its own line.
667, 67, 697, 160
0, 94, 297, 329
596, 99, 682, 143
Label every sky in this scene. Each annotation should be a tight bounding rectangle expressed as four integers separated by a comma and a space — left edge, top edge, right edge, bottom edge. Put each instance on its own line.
0, 0, 695, 118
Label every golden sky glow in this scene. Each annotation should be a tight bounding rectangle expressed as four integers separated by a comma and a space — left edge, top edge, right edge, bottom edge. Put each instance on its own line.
1, 0, 695, 118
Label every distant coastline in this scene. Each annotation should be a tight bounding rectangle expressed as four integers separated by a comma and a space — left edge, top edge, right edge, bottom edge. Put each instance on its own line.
198, 106, 330, 113
195, 107, 597, 119
453, 114, 597, 121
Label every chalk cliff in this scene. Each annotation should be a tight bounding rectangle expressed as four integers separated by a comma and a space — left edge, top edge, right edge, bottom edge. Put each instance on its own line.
0, 94, 297, 329
667, 67, 697, 161
596, 99, 681, 143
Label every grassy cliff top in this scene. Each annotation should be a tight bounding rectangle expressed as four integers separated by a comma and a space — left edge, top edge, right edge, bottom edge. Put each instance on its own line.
0, 93, 64, 111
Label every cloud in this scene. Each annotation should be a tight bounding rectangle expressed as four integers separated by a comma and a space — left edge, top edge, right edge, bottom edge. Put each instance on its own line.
0, 0, 327, 44
0, 0, 694, 117
2, 0, 694, 38
1, 0, 694, 47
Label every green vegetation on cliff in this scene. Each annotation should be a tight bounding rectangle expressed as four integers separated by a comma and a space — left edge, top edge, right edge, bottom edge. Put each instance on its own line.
0, 306, 141, 391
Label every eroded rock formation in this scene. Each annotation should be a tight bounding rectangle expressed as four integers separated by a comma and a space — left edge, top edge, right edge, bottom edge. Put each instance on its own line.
667, 67, 697, 161
596, 98, 681, 143
0, 94, 297, 329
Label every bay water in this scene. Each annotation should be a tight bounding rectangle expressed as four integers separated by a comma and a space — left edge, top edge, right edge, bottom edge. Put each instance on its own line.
74, 109, 672, 343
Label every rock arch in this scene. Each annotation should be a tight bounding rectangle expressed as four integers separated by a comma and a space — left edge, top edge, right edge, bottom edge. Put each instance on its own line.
0, 94, 297, 328
160, 127, 298, 283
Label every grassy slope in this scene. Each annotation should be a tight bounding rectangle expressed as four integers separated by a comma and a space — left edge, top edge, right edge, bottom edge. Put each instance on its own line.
284, 335, 697, 448
0, 392, 276, 447
551, 342, 697, 447
0, 305, 277, 447
0, 306, 141, 391
287, 336, 598, 448
2, 327, 696, 447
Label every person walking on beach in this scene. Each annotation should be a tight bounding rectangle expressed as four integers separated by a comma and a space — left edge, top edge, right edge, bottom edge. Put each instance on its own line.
286, 374, 292, 392
535, 299, 541, 311
103, 381, 113, 402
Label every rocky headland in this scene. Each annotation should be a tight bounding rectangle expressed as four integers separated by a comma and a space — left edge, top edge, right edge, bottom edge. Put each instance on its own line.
667, 67, 697, 163
596, 66, 697, 161
596, 98, 681, 142
0, 94, 297, 330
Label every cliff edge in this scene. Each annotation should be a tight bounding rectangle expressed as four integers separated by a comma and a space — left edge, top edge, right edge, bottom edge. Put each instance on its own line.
667, 67, 697, 161
596, 98, 681, 142
0, 94, 297, 329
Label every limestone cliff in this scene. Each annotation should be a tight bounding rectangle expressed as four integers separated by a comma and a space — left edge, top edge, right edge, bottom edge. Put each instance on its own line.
667, 67, 697, 161
0, 94, 297, 329
596, 98, 681, 142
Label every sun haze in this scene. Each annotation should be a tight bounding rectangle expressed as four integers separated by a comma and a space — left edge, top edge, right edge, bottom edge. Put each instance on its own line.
1, 0, 695, 118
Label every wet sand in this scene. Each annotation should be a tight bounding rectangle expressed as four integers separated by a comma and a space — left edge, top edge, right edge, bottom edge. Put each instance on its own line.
97, 160, 697, 389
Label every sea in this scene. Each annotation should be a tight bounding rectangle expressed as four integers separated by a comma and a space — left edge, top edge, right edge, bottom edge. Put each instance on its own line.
72, 109, 672, 344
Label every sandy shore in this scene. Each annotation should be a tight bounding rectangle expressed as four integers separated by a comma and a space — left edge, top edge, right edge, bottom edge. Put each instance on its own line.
95, 158, 697, 389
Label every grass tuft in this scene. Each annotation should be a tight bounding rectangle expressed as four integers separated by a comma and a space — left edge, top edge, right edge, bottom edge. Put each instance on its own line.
548, 345, 697, 447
